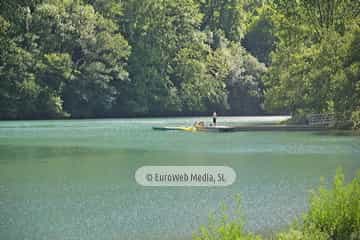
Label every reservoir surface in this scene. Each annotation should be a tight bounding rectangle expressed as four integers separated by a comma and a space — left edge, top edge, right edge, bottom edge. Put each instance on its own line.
0, 116, 359, 240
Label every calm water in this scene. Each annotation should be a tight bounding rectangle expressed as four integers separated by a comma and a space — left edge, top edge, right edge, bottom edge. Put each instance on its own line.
0, 117, 359, 240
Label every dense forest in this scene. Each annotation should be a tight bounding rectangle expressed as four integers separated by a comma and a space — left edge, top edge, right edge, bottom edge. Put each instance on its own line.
0, 0, 359, 122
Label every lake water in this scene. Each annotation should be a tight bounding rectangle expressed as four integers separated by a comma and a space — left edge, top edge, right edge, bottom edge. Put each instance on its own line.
0, 117, 359, 240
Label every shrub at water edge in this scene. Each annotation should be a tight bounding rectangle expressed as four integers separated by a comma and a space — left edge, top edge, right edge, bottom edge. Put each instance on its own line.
193, 169, 360, 240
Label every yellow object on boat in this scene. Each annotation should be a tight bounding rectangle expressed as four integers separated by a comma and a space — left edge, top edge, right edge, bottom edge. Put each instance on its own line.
178, 126, 197, 132
152, 125, 209, 132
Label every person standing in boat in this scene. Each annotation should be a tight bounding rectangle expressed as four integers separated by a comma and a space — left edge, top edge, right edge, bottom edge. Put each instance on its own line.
212, 112, 217, 126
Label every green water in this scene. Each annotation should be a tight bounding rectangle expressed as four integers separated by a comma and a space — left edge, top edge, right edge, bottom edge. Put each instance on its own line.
0, 117, 359, 240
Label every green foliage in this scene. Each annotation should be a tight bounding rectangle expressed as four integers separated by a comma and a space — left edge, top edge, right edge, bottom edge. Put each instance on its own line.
264, 0, 360, 124
298, 0, 360, 37
175, 46, 209, 112
352, 110, 360, 130
0, 0, 130, 118
227, 43, 267, 115
276, 228, 328, 240
38, 53, 73, 92
199, 0, 247, 42
302, 169, 360, 239
121, 0, 233, 116
85, 0, 123, 20
243, 5, 275, 65
193, 195, 262, 240
193, 170, 360, 240
0, 34, 40, 119
122, 0, 202, 115
1, 0, 357, 119
277, 169, 360, 240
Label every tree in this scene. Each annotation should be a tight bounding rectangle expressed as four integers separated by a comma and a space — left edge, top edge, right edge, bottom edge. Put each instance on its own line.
30, 0, 131, 117
0, 0, 130, 119
226, 43, 267, 115
243, 5, 275, 65
264, 0, 360, 123
121, 0, 229, 116
199, 0, 247, 43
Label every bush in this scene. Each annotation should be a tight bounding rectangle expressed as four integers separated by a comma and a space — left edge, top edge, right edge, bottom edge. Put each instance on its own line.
284, 109, 310, 125
352, 110, 360, 130
302, 169, 360, 240
194, 169, 360, 240
277, 227, 328, 240
192, 195, 262, 240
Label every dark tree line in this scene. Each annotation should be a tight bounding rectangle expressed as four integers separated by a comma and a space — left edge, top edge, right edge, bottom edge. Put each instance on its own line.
0, 0, 267, 119
0, 0, 359, 126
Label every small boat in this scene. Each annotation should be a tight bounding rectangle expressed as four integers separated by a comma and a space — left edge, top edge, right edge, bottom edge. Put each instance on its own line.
152, 125, 233, 132
152, 126, 196, 132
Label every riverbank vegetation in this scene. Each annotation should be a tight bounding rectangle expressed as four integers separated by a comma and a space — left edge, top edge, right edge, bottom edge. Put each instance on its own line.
193, 169, 360, 240
0, 1, 359, 123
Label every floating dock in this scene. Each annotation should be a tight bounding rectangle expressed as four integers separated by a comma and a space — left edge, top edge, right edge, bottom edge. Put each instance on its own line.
206, 125, 330, 132
153, 125, 330, 132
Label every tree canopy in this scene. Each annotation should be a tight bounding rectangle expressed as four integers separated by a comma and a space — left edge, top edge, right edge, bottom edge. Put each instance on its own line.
0, 0, 359, 123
